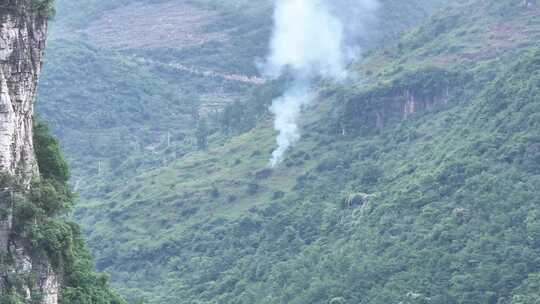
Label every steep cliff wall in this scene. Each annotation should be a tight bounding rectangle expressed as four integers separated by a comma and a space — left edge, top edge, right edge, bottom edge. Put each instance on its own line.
0, 1, 47, 178
336, 67, 462, 136
0, 2, 57, 303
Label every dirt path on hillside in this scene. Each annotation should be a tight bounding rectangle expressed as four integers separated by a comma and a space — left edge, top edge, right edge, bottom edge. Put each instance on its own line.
136, 57, 267, 86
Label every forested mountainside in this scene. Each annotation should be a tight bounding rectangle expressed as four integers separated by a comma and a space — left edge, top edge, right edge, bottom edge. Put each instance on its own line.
33, 0, 540, 303
36, 0, 446, 183
0, 1, 122, 303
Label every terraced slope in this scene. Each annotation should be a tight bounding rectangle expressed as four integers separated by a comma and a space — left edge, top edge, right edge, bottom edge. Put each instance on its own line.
82, 3, 226, 49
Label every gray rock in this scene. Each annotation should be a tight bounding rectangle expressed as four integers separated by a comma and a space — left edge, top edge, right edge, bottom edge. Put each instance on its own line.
0, 4, 58, 304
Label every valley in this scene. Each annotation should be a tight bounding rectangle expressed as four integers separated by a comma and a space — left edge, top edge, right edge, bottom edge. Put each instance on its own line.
31, 0, 540, 303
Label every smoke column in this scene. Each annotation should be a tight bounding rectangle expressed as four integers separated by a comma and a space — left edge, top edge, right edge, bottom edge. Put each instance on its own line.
264, 0, 379, 167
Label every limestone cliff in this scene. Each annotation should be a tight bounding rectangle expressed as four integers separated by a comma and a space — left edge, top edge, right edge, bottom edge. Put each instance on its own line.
336, 67, 461, 136
0, 1, 56, 303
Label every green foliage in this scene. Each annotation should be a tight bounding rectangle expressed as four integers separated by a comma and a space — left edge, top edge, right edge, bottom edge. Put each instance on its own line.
5, 120, 125, 303
31, 0, 55, 15
36, 36, 257, 182
217, 81, 283, 133
511, 274, 540, 304
34, 121, 70, 183
35, 0, 540, 303
0, 294, 25, 304
136, 48, 539, 304
71, 26, 540, 304
196, 118, 209, 151
59, 222, 126, 304
0, 0, 56, 17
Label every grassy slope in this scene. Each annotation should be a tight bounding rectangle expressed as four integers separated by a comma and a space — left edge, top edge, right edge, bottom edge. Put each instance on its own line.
55, 0, 540, 303
37, 38, 258, 179
37, 0, 447, 186
38, 0, 282, 179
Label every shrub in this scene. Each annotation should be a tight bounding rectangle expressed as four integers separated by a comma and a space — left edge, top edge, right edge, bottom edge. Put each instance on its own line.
273, 191, 285, 200
34, 121, 70, 183
316, 156, 342, 172
358, 163, 383, 185
210, 184, 220, 198
3, 118, 124, 303
247, 182, 259, 195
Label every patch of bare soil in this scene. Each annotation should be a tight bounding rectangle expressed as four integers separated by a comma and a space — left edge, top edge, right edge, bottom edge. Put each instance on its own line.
164, 61, 266, 85
133, 56, 266, 85
81, 2, 228, 49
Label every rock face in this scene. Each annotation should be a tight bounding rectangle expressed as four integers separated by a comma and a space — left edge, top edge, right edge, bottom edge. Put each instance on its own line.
342, 86, 451, 135
0, 3, 46, 178
340, 67, 458, 136
0, 2, 56, 303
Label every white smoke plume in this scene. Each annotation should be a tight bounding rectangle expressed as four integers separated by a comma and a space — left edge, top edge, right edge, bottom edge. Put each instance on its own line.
264, 0, 379, 167
269, 83, 313, 167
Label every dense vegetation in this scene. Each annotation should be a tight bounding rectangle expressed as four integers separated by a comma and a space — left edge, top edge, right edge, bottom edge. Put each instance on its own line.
82, 51, 540, 304
0, 122, 124, 304
38, 0, 447, 190
0, 0, 55, 17
34, 0, 540, 303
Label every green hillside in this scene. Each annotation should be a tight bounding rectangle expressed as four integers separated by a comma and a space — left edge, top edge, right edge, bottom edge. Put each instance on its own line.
38, 0, 447, 184
35, 0, 540, 303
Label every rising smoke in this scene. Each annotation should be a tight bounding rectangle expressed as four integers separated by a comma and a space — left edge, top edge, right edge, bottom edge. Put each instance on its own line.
264, 0, 379, 167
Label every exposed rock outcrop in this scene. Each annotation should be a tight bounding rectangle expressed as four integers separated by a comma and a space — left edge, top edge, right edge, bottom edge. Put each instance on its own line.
339, 67, 459, 135
342, 192, 375, 208
0, 2, 56, 303
0, 4, 46, 179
